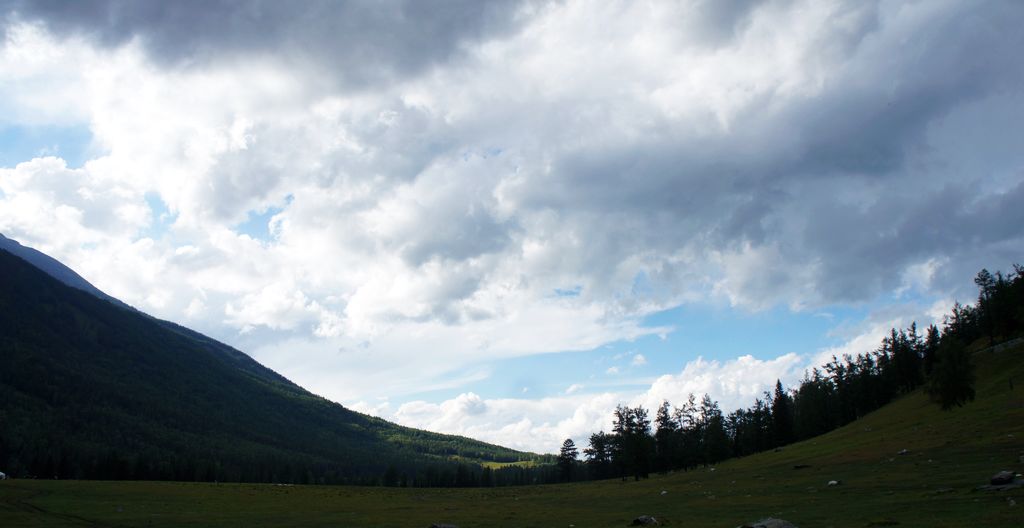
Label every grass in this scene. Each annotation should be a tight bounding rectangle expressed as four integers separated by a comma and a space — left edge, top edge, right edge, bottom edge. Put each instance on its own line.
478, 459, 542, 469
2, 344, 1022, 527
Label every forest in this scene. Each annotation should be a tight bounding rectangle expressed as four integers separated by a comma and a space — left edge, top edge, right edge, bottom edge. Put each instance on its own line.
0, 248, 543, 487
551, 265, 1024, 484
388, 264, 1024, 487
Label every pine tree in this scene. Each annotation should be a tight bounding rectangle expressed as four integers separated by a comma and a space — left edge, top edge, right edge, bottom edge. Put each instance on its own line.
923, 324, 940, 375
771, 380, 795, 447
699, 395, 729, 465
611, 405, 633, 480
628, 406, 653, 480
557, 438, 578, 481
927, 337, 975, 410
583, 431, 614, 479
654, 401, 676, 473
672, 394, 699, 471
793, 368, 834, 440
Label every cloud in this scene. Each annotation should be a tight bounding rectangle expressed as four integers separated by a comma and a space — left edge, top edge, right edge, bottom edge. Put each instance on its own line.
379, 350, 810, 453
1, 0, 1023, 451
2, 0, 535, 89
390, 391, 624, 453
224, 281, 326, 333
0, 157, 148, 254
6, 1, 1022, 327
375, 295, 953, 454
631, 353, 647, 366
640, 353, 805, 414
348, 398, 391, 418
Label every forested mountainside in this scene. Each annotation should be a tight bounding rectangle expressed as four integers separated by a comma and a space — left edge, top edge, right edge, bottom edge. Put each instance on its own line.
0, 247, 546, 486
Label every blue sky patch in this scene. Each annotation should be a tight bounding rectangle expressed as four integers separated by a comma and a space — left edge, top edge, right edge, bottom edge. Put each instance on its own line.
140, 193, 177, 241
235, 208, 280, 241
402, 301, 878, 405
0, 124, 94, 168
554, 285, 582, 297
234, 198, 291, 242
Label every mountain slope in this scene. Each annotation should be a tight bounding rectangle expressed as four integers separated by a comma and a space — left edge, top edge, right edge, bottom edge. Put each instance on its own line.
0, 234, 123, 307
0, 247, 536, 484
0, 234, 292, 386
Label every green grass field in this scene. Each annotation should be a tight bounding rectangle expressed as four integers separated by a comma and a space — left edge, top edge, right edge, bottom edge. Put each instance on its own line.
478, 459, 542, 469
2, 344, 1022, 527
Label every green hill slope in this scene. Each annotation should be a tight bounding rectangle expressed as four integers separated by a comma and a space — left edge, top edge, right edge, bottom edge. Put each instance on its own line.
2, 339, 1021, 526
0, 248, 537, 485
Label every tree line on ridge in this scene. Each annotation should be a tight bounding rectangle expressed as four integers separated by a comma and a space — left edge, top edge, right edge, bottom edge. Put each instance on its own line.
553, 265, 1023, 483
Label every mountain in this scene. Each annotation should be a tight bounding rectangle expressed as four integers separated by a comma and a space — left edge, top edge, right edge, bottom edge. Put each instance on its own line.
0, 234, 290, 386
0, 234, 123, 307
0, 241, 541, 485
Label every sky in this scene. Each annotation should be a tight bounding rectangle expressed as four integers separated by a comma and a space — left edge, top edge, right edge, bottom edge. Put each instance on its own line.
1, 0, 1023, 454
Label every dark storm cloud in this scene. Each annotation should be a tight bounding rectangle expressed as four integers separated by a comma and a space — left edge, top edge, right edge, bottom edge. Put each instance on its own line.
399, 205, 513, 267
1, 0, 533, 87
677, 0, 767, 46
778, 1, 1024, 301
500, 0, 1024, 306
801, 177, 1024, 302
3, 0, 1021, 315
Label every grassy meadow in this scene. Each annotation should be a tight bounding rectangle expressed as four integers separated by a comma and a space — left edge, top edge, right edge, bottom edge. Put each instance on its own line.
2, 344, 1022, 527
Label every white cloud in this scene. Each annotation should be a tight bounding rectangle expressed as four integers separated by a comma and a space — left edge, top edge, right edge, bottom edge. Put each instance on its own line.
639, 354, 806, 414
381, 351, 813, 453
348, 399, 391, 418
2, 1, 1023, 451
631, 353, 647, 366
565, 383, 584, 395
224, 282, 321, 334
605, 366, 620, 375
391, 391, 623, 453
4, 2, 1019, 343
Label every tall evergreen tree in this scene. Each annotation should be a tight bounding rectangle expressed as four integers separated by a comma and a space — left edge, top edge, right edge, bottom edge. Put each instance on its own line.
770, 380, 795, 447
751, 396, 772, 452
793, 368, 835, 440
927, 337, 976, 410
557, 438, 578, 482
611, 405, 633, 480
672, 394, 700, 471
583, 431, 614, 480
653, 401, 676, 473
975, 269, 997, 343
945, 301, 979, 343
629, 406, 654, 480
923, 324, 940, 375
699, 395, 729, 465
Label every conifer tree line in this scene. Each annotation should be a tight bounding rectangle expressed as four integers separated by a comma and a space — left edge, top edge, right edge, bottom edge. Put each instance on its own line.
554, 266, 1024, 483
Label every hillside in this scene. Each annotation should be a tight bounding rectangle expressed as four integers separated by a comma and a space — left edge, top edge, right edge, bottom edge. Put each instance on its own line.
2, 339, 1021, 527
0, 247, 540, 485
0, 234, 126, 308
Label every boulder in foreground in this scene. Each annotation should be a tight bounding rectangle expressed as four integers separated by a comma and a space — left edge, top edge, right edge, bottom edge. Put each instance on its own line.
991, 471, 1015, 485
